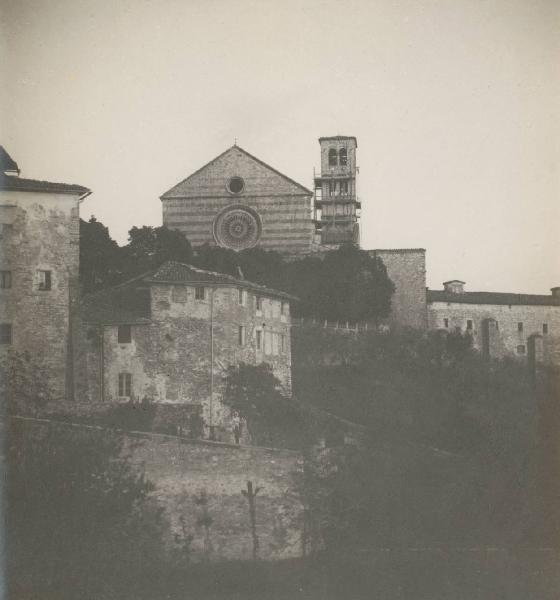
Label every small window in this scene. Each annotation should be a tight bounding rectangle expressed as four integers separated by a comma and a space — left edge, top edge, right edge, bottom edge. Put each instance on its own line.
517, 345, 526, 355
238, 325, 246, 346
195, 286, 205, 300
37, 270, 51, 291
443, 318, 449, 328
0, 323, 12, 344
518, 322, 523, 333
466, 320, 473, 331
256, 329, 262, 351
118, 325, 132, 344
256, 296, 263, 311
543, 323, 549, 335
118, 373, 132, 398
238, 288, 246, 306
227, 176, 245, 194
0, 271, 11, 289
339, 147, 348, 166
281, 334, 287, 354
328, 148, 338, 166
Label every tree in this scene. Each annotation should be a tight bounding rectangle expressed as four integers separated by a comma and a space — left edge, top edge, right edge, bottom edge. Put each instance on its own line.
287, 244, 394, 322
1, 350, 52, 415
6, 420, 167, 599
223, 363, 312, 449
123, 225, 193, 276
79, 216, 123, 293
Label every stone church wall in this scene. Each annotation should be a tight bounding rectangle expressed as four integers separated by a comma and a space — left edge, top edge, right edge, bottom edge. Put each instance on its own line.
369, 248, 428, 330
162, 145, 315, 256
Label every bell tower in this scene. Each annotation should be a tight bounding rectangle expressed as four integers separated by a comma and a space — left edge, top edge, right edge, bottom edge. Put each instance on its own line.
313, 136, 361, 247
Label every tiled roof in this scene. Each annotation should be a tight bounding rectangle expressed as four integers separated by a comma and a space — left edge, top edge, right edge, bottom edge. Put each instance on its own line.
1, 147, 19, 174
427, 289, 560, 307
145, 261, 297, 301
0, 173, 89, 195
80, 285, 152, 325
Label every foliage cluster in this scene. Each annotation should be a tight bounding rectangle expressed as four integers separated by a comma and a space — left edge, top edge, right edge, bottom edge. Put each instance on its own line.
6, 420, 167, 599
292, 327, 554, 551
79, 217, 394, 321
223, 362, 313, 449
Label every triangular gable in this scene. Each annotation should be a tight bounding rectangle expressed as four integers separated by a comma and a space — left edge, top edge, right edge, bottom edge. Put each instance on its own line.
160, 145, 313, 199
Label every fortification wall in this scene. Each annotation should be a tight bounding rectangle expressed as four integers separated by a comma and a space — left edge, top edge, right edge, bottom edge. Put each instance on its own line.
7, 416, 305, 563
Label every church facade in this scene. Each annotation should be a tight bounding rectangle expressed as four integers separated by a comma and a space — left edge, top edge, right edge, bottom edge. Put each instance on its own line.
161, 145, 316, 257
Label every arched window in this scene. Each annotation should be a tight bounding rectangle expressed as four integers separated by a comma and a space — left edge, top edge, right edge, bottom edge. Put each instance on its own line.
328, 148, 337, 166
339, 147, 347, 166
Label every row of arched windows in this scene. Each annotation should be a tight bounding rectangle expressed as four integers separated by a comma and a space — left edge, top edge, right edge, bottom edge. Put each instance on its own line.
328, 147, 348, 167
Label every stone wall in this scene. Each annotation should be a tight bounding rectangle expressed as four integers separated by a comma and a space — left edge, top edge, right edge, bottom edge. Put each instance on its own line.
369, 249, 428, 330
427, 300, 560, 364
76, 283, 292, 434
0, 191, 81, 400
7, 416, 304, 563
162, 145, 314, 256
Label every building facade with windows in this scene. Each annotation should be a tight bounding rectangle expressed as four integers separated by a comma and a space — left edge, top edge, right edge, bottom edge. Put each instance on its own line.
0, 146, 91, 400
427, 280, 560, 365
75, 261, 294, 437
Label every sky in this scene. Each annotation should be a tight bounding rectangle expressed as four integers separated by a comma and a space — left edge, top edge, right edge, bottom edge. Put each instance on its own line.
1, 0, 559, 293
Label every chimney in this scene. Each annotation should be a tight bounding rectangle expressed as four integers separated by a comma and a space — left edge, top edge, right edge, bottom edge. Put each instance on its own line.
551, 287, 560, 300
443, 280, 466, 294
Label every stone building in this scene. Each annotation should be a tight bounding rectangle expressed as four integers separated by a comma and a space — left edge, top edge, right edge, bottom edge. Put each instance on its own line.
161, 144, 315, 256
313, 136, 360, 246
0, 147, 91, 400
427, 280, 560, 365
369, 248, 427, 330
76, 261, 295, 437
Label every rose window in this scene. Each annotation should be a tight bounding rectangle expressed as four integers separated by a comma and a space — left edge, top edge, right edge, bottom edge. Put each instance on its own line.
213, 205, 262, 251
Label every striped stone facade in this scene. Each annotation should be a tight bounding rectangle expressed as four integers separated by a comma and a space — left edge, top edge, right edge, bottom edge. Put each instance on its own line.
161, 145, 316, 256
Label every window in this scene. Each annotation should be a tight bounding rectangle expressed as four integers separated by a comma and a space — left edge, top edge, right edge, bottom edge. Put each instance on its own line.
37, 270, 51, 291
543, 323, 549, 335
256, 296, 263, 311
264, 331, 272, 355
281, 301, 288, 316
340, 181, 349, 195
328, 148, 337, 166
466, 319, 473, 331
0, 271, 11, 289
281, 334, 287, 354
272, 332, 279, 355
517, 345, 526, 355
238, 325, 246, 346
0, 323, 12, 344
195, 286, 205, 300
238, 288, 246, 306
328, 181, 336, 197
227, 176, 245, 194
518, 322, 523, 333
256, 329, 262, 351
118, 324, 132, 344
339, 147, 347, 166
443, 318, 449, 328
118, 373, 132, 398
